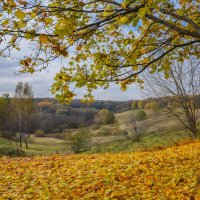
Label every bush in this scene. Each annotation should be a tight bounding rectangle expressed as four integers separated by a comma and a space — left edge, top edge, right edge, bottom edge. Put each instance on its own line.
98, 109, 115, 125
136, 110, 146, 121
35, 129, 45, 137
69, 129, 91, 153
0, 147, 25, 157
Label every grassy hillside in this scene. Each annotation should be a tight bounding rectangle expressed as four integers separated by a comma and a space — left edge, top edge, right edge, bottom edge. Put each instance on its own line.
87, 109, 192, 153
0, 141, 199, 199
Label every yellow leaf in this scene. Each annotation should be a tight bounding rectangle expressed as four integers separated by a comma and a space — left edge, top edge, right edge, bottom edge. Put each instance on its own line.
68, 38, 74, 45
119, 16, 129, 24
39, 35, 48, 44
44, 18, 53, 25
17, 21, 26, 28
133, 66, 138, 71
76, 45, 82, 51
2, 19, 9, 26
121, 2, 127, 9
140, 48, 146, 54
15, 10, 26, 20
142, 58, 149, 64
30, 12, 37, 19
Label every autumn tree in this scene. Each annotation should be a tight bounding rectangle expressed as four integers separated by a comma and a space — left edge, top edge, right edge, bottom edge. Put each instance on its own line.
13, 82, 34, 148
145, 58, 200, 138
0, 0, 199, 103
131, 101, 137, 110
144, 102, 150, 110
138, 100, 144, 109
149, 101, 160, 113
98, 109, 115, 125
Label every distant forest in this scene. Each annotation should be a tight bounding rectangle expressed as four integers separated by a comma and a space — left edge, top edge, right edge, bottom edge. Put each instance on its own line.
2, 95, 200, 139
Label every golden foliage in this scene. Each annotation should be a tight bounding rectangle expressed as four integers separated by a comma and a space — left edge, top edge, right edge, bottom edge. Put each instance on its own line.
1, 0, 199, 103
0, 141, 200, 199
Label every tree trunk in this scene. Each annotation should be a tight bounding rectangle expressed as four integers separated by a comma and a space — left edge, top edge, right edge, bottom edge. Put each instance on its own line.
19, 133, 22, 148
24, 117, 28, 149
190, 122, 198, 139
24, 136, 28, 149
19, 113, 22, 148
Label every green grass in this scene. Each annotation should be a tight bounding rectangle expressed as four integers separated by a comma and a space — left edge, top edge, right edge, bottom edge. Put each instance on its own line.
0, 139, 25, 157
24, 136, 69, 156
0, 128, 194, 156
0, 138, 16, 148
0, 136, 69, 156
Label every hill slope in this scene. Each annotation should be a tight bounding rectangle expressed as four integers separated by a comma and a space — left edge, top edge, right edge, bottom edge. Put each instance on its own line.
1, 141, 200, 199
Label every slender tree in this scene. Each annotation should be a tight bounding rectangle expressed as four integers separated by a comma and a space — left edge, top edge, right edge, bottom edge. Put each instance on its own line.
13, 82, 34, 148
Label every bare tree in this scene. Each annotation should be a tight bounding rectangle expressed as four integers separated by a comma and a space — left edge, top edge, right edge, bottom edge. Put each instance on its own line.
145, 58, 200, 138
13, 82, 34, 148
126, 112, 147, 142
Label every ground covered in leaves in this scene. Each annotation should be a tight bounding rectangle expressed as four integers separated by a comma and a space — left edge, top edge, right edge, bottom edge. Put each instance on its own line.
0, 141, 200, 199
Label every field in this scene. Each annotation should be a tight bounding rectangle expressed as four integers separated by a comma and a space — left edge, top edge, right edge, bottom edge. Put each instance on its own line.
0, 141, 200, 199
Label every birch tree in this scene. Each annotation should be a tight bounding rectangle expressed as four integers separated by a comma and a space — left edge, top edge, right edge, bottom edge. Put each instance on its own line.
14, 82, 34, 148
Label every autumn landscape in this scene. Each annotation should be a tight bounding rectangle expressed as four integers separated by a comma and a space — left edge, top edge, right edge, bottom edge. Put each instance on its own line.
0, 0, 200, 199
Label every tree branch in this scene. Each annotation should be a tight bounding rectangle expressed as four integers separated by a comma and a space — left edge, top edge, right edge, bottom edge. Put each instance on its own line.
146, 14, 200, 39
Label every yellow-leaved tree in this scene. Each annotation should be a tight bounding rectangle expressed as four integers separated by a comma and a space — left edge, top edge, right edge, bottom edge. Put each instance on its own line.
0, 0, 199, 103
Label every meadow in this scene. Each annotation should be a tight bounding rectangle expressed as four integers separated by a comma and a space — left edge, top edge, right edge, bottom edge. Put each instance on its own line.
0, 109, 193, 156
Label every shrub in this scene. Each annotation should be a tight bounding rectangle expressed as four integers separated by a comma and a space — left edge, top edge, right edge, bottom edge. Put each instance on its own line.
136, 110, 146, 121
0, 147, 25, 157
69, 129, 91, 153
98, 109, 115, 125
35, 129, 45, 137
